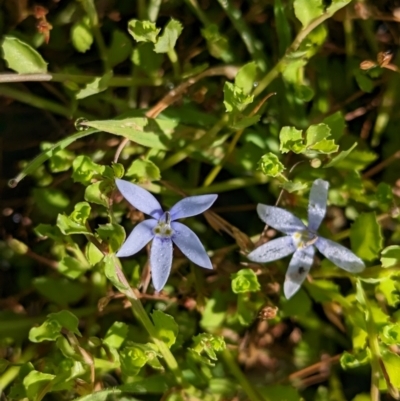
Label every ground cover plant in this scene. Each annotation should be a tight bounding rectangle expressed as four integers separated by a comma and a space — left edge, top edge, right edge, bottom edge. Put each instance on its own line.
1, 0, 400, 400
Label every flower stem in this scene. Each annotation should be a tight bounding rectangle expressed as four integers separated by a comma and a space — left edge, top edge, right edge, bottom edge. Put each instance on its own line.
221, 348, 265, 401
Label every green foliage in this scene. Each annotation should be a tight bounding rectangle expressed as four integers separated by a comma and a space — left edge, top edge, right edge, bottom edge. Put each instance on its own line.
2, 1, 400, 401
1, 36, 48, 73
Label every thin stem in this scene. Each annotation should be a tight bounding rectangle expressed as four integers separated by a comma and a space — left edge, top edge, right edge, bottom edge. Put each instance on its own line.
168, 48, 180, 78
216, 0, 267, 72
254, 6, 348, 96
148, 0, 162, 22
0, 72, 164, 86
221, 348, 264, 401
184, 0, 212, 26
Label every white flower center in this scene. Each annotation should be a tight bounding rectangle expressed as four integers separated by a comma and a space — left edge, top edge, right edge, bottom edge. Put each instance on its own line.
153, 212, 174, 238
292, 230, 318, 249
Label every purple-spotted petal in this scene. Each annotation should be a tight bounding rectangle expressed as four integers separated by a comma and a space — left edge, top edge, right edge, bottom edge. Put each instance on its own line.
247, 236, 296, 263
256, 204, 306, 234
169, 194, 217, 220
171, 222, 212, 269
308, 179, 329, 232
150, 236, 173, 291
116, 219, 156, 257
315, 237, 365, 273
284, 246, 315, 299
116, 179, 163, 219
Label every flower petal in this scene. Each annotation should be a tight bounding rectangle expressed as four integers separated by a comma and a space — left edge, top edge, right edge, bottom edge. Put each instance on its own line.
150, 236, 173, 291
256, 204, 306, 234
308, 179, 329, 232
169, 194, 218, 220
171, 222, 212, 269
116, 179, 163, 219
284, 246, 315, 299
247, 236, 296, 263
315, 237, 365, 273
116, 219, 156, 257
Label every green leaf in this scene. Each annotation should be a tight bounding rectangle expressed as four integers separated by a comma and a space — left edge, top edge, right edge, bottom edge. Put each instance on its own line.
128, 20, 160, 43
119, 344, 149, 376
33, 188, 70, 217
84, 181, 111, 207
230, 114, 261, 130
152, 310, 179, 348
235, 62, 258, 95
309, 139, 339, 154
279, 126, 305, 154
33, 277, 86, 306
324, 143, 358, 168
340, 349, 370, 369
231, 269, 260, 293
132, 42, 164, 76
305, 124, 331, 147
354, 70, 374, 93
72, 156, 104, 185
57, 202, 91, 235
107, 30, 133, 68
48, 310, 81, 336
71, 17, 93, 53
80, 117, 180, 150
23, 370, 55, 401
382, 324, 400, 345
29, 320, 62, 342
76, 71, 113, 99
191, 333, 226, 362
96, 224, 126, 254
379, 351, 400, 390
281, 288, 312, 316
201, 24, 233, 62
294, 0, 324, 26
103, 322, 128, 349
323, 111, 346, 141
126, 159, 161, 182
40, 143, 75, 173
58, 256, 88, 279
350, 212, 383, 262
280, 180, 308, 193
1, 36, 48, 73
223, 82, 254, 113
274, 0, 292, 56
377, 279, 400, 307
331, 149, 377, 170
376, 182, 393, 206
154, 19, 183, 53
102, 254, 128, 292
85, 242, 104, 266
381, 246, 400, 268
259, 385, 300, 401
258, 152, 285, 177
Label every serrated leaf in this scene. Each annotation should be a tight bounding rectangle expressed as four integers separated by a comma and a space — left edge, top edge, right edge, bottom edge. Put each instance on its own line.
76, 71, 113, 99
306, 124, 331, 147
119, 344, 148, 376
377, 279, 400, 307
231, 269, 260, 293
223, 82, 254, 113
29, 320, 62, 343
323, 111, 346, 141
280, 180, 308, 193
258, 152, 285, 177
340, 349, 370, 369
71, 17, 93, 53
309, 139, 338, 154
235, 61, 258, 95
128, 20, 160, 43
350, 212, 383, 262
126, 159, 161, 182
279, 126, 305, 153
72, 156, 104, 185
57, 202, 91, 235
152, 310, 179, 348
58, 256, 87, 279
154, 19, 183, 53
1, 36, 48, 73
191, 333, 226, 362
294, 0, 324, 27
324, 142, 358, 168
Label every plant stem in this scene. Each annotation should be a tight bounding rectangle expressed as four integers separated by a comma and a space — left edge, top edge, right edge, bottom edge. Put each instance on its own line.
168, 48, 181, 78
221, 348, 265, 401
148, 0, 162, 22
254, 5, 350, 96
216, 0, 267, 72
184, 0, 211, 25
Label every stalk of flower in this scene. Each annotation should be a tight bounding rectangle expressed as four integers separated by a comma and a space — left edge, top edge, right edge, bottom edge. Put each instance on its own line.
247, 179, 365, 299
115, 179, 217, 291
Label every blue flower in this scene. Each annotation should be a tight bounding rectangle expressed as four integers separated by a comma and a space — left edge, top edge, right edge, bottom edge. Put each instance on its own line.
115, 179, 217, 291
247, 179, 365, 299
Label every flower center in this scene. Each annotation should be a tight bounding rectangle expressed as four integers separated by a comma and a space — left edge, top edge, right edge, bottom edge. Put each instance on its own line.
292, 230, 318, 249
153, 212, 174, 238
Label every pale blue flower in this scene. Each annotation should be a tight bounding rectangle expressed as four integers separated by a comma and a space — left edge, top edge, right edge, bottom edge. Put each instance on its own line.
247, 179, 365, 299
115, 179, 217, 291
